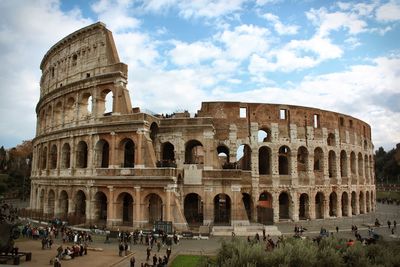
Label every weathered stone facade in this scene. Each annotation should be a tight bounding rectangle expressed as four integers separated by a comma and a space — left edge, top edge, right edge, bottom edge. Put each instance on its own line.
30, 22, 375, 230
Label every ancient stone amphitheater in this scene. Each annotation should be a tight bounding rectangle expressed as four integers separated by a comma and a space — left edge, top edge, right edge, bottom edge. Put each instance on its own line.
29, 22, 375, 231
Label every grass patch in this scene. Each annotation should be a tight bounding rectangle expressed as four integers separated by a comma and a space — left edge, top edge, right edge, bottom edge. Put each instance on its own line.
376, 191, 400, 201
170, 255, 205, 267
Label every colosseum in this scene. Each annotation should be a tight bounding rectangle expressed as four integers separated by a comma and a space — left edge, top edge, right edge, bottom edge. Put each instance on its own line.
29, 22, 375, 231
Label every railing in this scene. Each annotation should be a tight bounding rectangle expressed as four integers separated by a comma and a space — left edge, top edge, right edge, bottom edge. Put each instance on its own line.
259, 175, 272, 185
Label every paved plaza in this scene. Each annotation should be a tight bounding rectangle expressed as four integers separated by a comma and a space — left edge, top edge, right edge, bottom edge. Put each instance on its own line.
12, 203, 400, 267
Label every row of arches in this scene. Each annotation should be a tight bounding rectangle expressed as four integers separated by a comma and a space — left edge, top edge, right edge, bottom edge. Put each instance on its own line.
39, 89, 113, 132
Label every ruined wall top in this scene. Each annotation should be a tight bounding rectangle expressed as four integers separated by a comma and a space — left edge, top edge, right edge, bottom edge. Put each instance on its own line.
39, 22, 126, 98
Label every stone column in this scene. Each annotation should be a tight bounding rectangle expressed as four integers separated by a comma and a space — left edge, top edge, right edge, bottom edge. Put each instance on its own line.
323, 198, 329, 218
307, 152, 315, 186
203, 186, 213, 225
109, 131, 117, 168
134, 186, 142, 227
336, 192, 342, 218
290, 153, 298, 187
271, 147, 279, 187
309, 192, 316, 220
354, 192, 360, 215
106, 186, 115, 226
165, 188, 171, 221
273, 191, 280, 223
292, 191, 299, 221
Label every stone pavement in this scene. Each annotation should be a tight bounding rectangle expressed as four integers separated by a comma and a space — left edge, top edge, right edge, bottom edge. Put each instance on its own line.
13, 203, 400, 267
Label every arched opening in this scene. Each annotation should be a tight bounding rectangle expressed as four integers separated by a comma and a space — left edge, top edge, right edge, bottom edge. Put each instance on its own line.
105, 90, 113, 114
351, 191, 356, 215
122, 139, 135, 167
297, 146, 308, 184
39, 189, 45, 214
236, 144, 251, 170
95, 139, 109, 168
214, 194, 231, 225
314, 147, 324, 172
49, 145, 57, 169
363, 140, 368, 150
299, 193, 310, 220
315, 192, 325, 219
47, 190, 55, 216
80, 93, 92, 119
98, 89, 113, 115
341, 192, 349, 217
54, 102, 62, 126
359, 191, 365, 214
279, 192, 290, 220
147, 193, 163, 223
76, 141, 88, 168
116, 192, 133, 225
366, 191, 370, 212
61, 143, 71, 169
74, 190, 86, 224
160, 142, 175, 167
327, 133, 335, 146
184, 193, 203, 225
242, 193, 253, 222
257, 191, 273, 225
328, 150, 337, 178
329, 192, 338, 217
46, 105, 52, 128
185, 140, 204, 164
59, 190, 68, 220
150, 123, 158, 144
65, 97, 75, 123
258, 146, 271, 175
217, 145, 230, 168
358, 153, 363, 179
93, 191, 107, 223
350, 152, 356, 175
258, 128, 271, 142
278, 146, 290, 175
40, 146, 47, 170
364, 155, 369, 183
340, 150, 348, 178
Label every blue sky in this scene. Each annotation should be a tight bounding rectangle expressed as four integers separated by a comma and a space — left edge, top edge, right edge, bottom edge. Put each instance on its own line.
0, 0, 399, 150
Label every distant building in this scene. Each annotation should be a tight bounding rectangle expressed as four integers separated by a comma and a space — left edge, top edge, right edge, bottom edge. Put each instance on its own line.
29, 22, 375, 230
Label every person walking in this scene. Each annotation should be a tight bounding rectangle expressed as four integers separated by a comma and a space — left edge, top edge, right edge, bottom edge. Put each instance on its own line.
118, 242, 124, 257
130, 256, 135, 267
146, 246, 151, 261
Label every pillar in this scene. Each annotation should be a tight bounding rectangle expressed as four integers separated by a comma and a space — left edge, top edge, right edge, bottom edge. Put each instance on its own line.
106, 186, 115, 226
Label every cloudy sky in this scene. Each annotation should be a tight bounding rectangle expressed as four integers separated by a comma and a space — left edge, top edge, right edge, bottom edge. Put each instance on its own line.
0, 0, 399, 150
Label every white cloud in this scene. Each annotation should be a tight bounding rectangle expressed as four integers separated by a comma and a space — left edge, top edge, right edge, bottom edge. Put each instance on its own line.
376, 1, 400, 22
217, 24, 270, 60
169, 41, 222, 66
90, 0, 140, 32
262, 13, 299, 35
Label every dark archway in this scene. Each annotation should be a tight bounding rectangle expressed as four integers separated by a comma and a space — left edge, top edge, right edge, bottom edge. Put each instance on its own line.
61, 143, 71, 169
328, 151, 337, 178
184, 193, 203, 225
185, 140, 204, 164
341, 192, 349, 217
116, 193, 133, 225
162, 142, 175, 162
214, 194, 231, 225
122, 139, 135, 167
59, 190, 68, 220
95, 139, 109, 168
217, 145, 230, 168
94, 191, 107, 223
49, 145, 57, 169
359, 191, 365, 214
299, 193, 310, 220
278, 146, 290, 175
329, 192, 338, 217
236, 144, 251, 170
279, 192, 290, 220
147, 194, 163, 223
351, 191, 356, 215
257, 192, 273, 225
47, 190, 55, 216
340, 150, 348, 178
258, 146, 271, 175
315, 192, 324, 219
150, 122, 158, 143
76, 141, 88, 168
74, 190, 86, 224
242, 193, 253, 222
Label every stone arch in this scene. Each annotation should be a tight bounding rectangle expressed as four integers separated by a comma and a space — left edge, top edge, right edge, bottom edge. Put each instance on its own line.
47, 189, 55, 216
314, 147, 324, 172
116, 192, 134, 225
40, 146, 47, 170
95, 139, 109, 168
79, 92, 92, 119
46, 105, 52, 128
358, 152, 363, 178
364, 155, 369, 183
278, 145, 290, 175
61, 143, 71, 169
315, 192, 325, 219
340, 150, 348, 178
350, 151, 356, 175
327, 133, 335, 146
145, 193, 163, 223
185, 140, 204, 164
328, 150, 337, 178
217, 144, 230, 168
49, 144, 57, 169
54, 101, 63, 126
150, 122, 159, 144
359, 191, 365, 214
369, 156, 374, 184
59, 190, 69, 220
366, 191, 370, 212
351, 191, 356, 215
341, 192, 349, 217
299, 193, 310, 220
236, 144, 251, 170
257, 191, 273, 224
297, 146, 309, 184
98, 89, 113, 115
184, 193, 203, 225
258, 146, 271, 175
160, 142, 175, 167
242, 193, 253, 222
40, 109, 46, 132
258, 128, 271, 142
76, 141, 88, 168
74, 190, 86, 223
93, 191, 107, 222
121, 138, 135, 167
329, 192, 338, 217
214, 193, 231, 225
65, 97, 75, 123
279, 191, 290, 220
